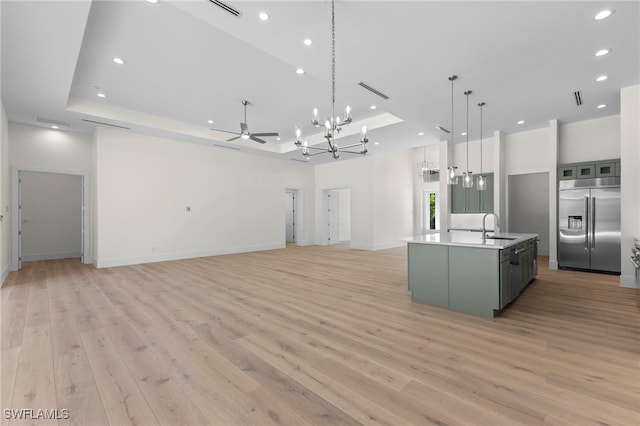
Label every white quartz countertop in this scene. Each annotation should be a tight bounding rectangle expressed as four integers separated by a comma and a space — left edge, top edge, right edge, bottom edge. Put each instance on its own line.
405, 232, 539, 249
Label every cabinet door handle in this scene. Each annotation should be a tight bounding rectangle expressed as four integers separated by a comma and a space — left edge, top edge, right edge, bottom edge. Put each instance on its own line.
591, 197, 596, 249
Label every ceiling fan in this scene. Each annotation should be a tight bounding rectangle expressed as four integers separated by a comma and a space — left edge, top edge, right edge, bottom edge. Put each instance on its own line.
213, 100, 279, 144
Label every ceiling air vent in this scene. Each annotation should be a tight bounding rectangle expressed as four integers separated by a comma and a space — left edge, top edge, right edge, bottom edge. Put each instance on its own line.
574, 90, 583, 106
358, 82, 390, 100
81, 118, 130, 130
35, 116, 72, 128
213, 144, 241, 150
208, 0, 242, 18
435, 125, 451, 134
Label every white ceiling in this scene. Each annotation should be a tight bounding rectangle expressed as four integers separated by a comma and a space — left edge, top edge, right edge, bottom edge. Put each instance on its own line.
1, 0, 638, 164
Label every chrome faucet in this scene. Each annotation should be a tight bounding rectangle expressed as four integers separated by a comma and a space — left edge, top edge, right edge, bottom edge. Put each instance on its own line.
482, 213, 500, 241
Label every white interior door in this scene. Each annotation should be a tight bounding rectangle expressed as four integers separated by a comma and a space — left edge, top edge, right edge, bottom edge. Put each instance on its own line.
285, 191, 296, 243
327, 191, 339, 245
81, 177, 85, 263
17, 171, 22, 269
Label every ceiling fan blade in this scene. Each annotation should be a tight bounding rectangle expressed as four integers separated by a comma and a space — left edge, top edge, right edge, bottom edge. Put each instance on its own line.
250, 132, 279, 137
240, 122, 249, 134
227, 135, 241, 141
250, 136, 267, 144
210, 127, 237, 134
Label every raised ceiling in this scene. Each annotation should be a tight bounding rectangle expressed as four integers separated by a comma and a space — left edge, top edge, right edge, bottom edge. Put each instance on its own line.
2, 1, 638, 164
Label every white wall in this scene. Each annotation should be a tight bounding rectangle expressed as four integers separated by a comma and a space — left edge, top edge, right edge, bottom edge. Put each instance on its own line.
94, 127, 314, 267
315, 156, 373, 248
620, 85, 640, 288
20, 171, 82, 261
559, 115, 620, 164
372, 149, 414, 249
0, 101, 9, 284
314, 149, 414, 250
9, 122, 92, 172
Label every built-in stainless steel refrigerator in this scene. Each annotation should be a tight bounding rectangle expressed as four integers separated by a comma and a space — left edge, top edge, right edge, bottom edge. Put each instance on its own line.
558, 177, 621, 273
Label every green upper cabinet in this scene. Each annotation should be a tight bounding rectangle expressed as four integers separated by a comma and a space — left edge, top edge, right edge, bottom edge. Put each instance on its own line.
451, 173, 494, 214
558, 159, 620, 181
479, 174, 494, 213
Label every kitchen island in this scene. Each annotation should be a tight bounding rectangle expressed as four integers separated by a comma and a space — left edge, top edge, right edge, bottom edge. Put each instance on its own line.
407, 232, 538, 317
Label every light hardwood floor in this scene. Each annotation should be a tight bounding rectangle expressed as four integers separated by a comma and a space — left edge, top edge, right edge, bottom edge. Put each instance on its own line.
1, 245, 639, 426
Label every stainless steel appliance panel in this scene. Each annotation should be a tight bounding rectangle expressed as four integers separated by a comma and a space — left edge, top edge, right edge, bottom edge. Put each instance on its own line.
589, 187, 621, 273
559, 188, 590, 270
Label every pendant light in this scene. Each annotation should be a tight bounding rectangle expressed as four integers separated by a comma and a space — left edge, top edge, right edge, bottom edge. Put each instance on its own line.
462, 90, 473, 188
447, 75, 458, 185
477, 102, 487, 191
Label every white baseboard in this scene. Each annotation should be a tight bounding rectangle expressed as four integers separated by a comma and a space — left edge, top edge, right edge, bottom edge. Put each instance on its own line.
21, 252, 81, 262
620, 275, 640, 289
548, 260, 559, 270
95, 243, 285, 269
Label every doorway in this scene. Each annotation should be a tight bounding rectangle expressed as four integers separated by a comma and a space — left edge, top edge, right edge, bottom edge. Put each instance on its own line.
508, 172, 549, 255
12, 169, 90, 270
285, 189, 298, 243
422, 190, 440, 233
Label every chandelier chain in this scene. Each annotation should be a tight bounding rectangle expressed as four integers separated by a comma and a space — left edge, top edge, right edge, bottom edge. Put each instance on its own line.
331, 0, 336, 125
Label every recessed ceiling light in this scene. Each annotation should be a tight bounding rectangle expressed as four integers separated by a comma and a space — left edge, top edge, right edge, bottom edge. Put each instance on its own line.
207, 120, 214, 124
370, 105, 377, 110
296, 68, 305, 75
595, 48, 610, 57
374, 142, 380, 146
461, 132, 467, 136
259, 12, 269, 21
277, 137, 281, 141
596, 75, 608, 82
113, 57, 125, 65
418, 132, 424, 136
97, 93, 107, 98
597, 104, 607, 109
303, 38, 313, 46
51, 125, 59, 129
147, 0, 158, 4
594, 9, 614, 21
517, 120, 525, 124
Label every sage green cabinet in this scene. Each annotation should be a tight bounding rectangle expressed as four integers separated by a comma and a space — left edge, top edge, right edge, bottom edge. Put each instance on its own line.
558, 166, 577, 180
407, 243, 449, 308
448, 247, 499, 317
499, 251, 511, 309
479, 174, 494, 213
450, 173, 494, 214
576, 164, 595, 179
558, 159, 620, 181
595, 162, 616, 177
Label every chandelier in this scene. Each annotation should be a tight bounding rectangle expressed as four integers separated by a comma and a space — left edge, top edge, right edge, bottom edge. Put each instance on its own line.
293, 0, 368, 160
417, 145, 439, 182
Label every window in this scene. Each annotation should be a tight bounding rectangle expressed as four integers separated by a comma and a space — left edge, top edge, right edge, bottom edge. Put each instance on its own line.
422, 190, 439, 233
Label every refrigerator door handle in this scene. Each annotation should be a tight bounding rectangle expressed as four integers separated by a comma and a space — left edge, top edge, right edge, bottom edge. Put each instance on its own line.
584, 196, 589, 250
592, 196, 596, 249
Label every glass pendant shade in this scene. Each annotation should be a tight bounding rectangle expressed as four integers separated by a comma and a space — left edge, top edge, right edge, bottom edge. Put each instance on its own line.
477, 174, 487, 191
447, 166, 458, 185
462, 171, 473, 188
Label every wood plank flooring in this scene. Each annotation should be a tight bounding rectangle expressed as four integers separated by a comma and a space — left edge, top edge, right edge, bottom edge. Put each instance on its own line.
1, 245, 638, 425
